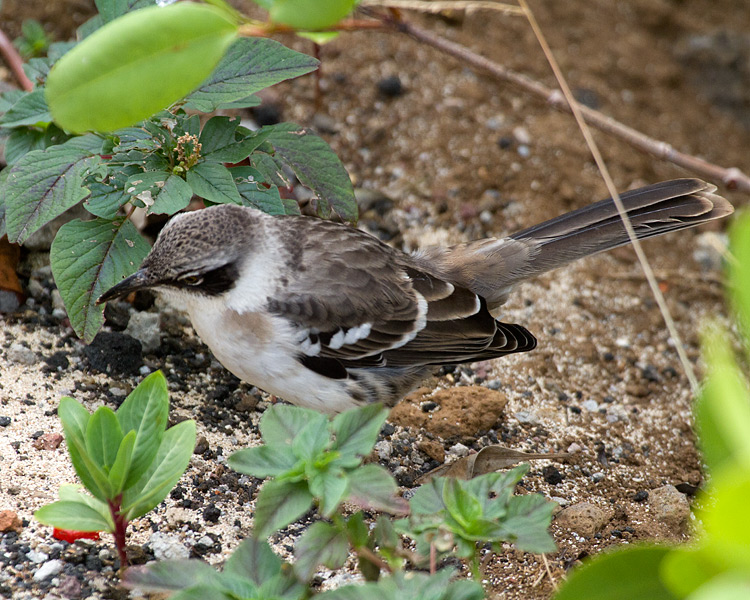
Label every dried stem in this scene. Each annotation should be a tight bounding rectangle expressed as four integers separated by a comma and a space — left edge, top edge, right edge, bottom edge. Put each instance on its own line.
382, 14, 750, 192
0, 27, 33, 92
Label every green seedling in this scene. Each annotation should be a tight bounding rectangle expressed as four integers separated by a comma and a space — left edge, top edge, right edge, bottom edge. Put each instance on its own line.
35, 371, 196, 567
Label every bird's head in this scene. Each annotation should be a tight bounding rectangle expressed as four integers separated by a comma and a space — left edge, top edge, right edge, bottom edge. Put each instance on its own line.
97, 204, 261, 306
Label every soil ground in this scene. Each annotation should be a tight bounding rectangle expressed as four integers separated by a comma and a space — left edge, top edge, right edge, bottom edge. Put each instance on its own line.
0, 1, 748, 599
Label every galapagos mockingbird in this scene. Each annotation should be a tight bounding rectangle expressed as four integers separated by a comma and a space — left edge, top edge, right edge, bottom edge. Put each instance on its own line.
98, 178, 733, 413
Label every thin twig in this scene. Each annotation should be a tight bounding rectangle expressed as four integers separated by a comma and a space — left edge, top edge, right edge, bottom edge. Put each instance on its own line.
361, 0, 523, 16
384, 15, 750, 192
516, 0, 700, 392
0, 27, 33, 91
541, 553, 558, 591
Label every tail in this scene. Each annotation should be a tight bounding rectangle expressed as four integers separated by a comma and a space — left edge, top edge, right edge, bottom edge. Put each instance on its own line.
510, 178, 733, 273
413, 179, 733, 312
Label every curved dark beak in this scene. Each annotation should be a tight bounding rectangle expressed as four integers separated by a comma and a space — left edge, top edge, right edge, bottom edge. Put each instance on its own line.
97, 270, 153, 305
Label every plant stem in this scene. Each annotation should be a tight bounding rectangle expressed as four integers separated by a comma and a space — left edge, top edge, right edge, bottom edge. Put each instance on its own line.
470, 551, 482, 583
108, 496, 128, 568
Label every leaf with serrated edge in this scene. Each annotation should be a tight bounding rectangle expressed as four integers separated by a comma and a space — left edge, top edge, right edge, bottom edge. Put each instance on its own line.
331, 403, 387, 459
35, 500, 113, 532
122, 420, 196, 519
223, 538, 282, 585
184, 37, 318, 112
4, 144, 100, 244
294, 521, 349, 581
264, 123, 356, 223
259, 405, 317, 447
186, 162, 241, 204
0, 89, 51, 127
227, 444, 299, 479
348, 464, 408, 514
253, 479, 313, 538
50, 218, 151, 342
116, 370, 169, 489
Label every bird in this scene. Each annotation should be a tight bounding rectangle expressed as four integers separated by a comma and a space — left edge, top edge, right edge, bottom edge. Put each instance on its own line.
98, 178, 733, 414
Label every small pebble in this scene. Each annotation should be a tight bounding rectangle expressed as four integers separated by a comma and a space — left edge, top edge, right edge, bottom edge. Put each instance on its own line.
633, 490, 649, 502
33, 559, 63, 582
377, 75, 404, 97
447, 443, 470, 458
582, 399, 599, 412
592, 472, 605, 483
149, 532, 190, 561
0, 416, 11, 427
8, 343, 36, 365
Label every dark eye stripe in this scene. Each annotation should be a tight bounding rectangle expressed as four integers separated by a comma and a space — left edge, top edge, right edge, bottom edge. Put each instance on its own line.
173, 263, 239, 295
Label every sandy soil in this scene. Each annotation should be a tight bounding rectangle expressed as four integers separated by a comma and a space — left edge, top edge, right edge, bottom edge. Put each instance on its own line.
1, 0, 748, 598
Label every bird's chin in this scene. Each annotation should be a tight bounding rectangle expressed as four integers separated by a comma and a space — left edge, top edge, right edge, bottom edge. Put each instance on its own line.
152, 287, 192, 312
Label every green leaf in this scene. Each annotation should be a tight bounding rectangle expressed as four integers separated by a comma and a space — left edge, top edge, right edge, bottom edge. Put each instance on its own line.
108, 430, 136, 494
3, 143, 100, 244
84, 181, 131, 219
253, 479, 313, 538
501, 493, 557, 553
695, 326, 750, 475
45, 3, 238, 133
348, 464, 407, 514
331, 403, 387, 460
264, 123, 357, 222
228, 444, 299, 479
309, 469, 349, 517
0, 89, 51, 127
186, 162, 241, 204
231, 166, 288, 214
729, 212, 750, 350
122, 559, 222, 593
345, 511, 370, 549
260, 405, 318, 447
184, 37, 318, 113
660, 547, 720, 599
58, 397, 112, 501
57, 484, 114, 527
269, 0, 358, 30
554, 545, 676, 600
4, 124, 71, 166
50, 217, 151, 343
294, 521, 349, 581
85, 406, 124, 470
34, 500, 113, 532
122, 420, 196, 519
116, 370, 170, 488
292, 413, 330, 461
686, 572, 750, 600
410, 478, 447, 515
198, 116, 239, 155
224, 538, 282, 585
203, 125, 270, 164
95, 0, 154, 23
442, 478, 483, 531
126, 170, 193, 215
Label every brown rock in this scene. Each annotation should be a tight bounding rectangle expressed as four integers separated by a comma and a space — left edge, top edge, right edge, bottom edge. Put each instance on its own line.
0, 509, 23, 533
649, 485, 690, 530
418, 439, 445, 463
32, 432, 64, 450
389, 386, 508, 439
555, 502, 610, 537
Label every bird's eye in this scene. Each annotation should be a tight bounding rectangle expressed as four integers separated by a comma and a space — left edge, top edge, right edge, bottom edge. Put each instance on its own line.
179, 275, 203, 286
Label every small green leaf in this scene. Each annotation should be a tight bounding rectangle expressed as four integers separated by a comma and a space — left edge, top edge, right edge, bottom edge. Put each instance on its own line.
309, 469, 349, 517
259, 405, 317, 447
122, 420, 196, 519
292, 413, 330, 461
253, 479, 313, 538
127, 171, 193, 215
184, 37, 318, 113
186, 162, 241, 204
442, 478, 483, 530
410, 478, 447, 515
331, 403, 387, 460
0, 89, 51, 127
501, 493, 557, 553
264, 123, 357, 222
729, 212, 750, 347
46, 3, 237, 133
50, 217, 151, 343
85, 406, 123, 470
553, 545, 676, 600
269, 0, 358, 30
228, 444, 299, 479
84, 181, 131, 219
116, 370, 169, 488
108, 430, 136, 494
294, 521, 349, 581
224, 538, 282, 585
348, 464, 408, 514
231, 166, 288, 215
95, 0, 154, 23
4, 143, 100, 244
35, 500, 113, 532
57, 484, 114, 527
3, 125, 70, 166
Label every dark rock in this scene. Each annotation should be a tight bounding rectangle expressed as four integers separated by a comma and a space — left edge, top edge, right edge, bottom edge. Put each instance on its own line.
633, 490, 649, 502
542, 465, 564, 485
377, 75, 404, 97
84, 332, 142, 375
194, 436, 209, 455
0, 416, 11, 427
44, 351, 69, 371
203, 505, 221, 523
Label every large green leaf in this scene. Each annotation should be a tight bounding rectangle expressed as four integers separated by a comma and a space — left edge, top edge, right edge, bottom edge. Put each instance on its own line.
231, 166, 289, 215
264, 123, 357, 222
186, 162, 241, 204
291, 413, 330, 461
3, 143, 100, 244
269, 0, 358, 30
294, 521, 349, 581
116, 370, 169, 489
224, 538, 282, 585
122, 420, 196, 519
0, 89, 51, 127
46, 3, 238, 133
184, 37, 318, 112
126, 170, 193, 215
553, 545, 676, 600
348, 464, 407, 514
4, 124, 70, 166
253, 479, 313, 538
308, 469, 349, 517
259, 405, 317, 447
50, 217, 151, 342
35, 500, 113, 532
